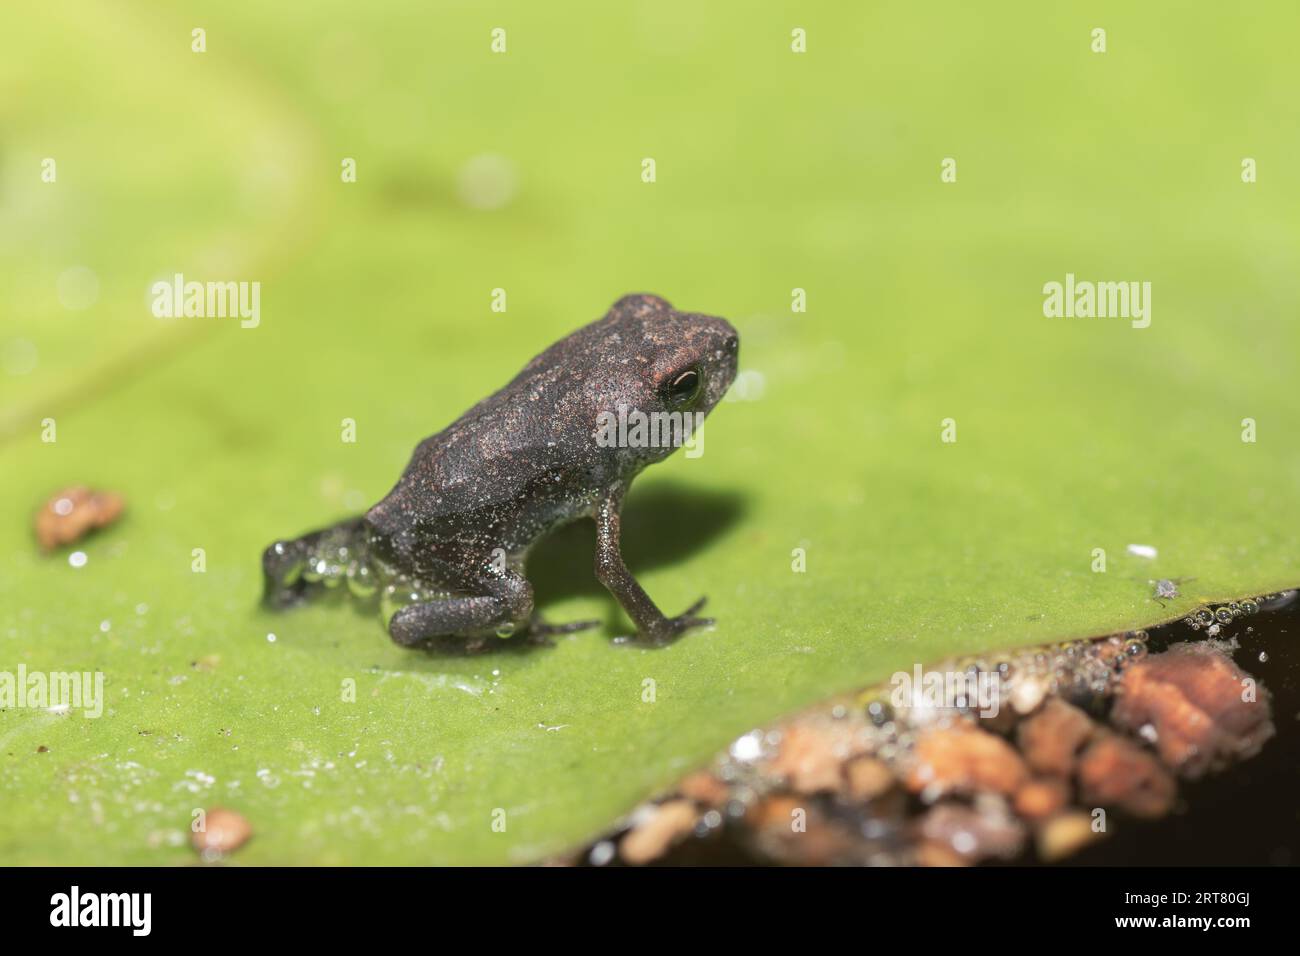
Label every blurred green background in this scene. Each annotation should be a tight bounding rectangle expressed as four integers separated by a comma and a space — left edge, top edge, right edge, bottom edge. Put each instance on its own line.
2, 1, 1297, 864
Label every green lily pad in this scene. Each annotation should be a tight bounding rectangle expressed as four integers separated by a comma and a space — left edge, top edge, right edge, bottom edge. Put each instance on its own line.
2, 3, 1297, 865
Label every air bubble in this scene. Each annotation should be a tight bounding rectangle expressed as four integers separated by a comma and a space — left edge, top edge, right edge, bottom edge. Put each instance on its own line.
380, 585, 422, 626
346, 562, 378, 599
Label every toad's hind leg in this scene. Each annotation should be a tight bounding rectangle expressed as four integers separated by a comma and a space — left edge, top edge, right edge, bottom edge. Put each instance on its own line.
387, 568, 534, 648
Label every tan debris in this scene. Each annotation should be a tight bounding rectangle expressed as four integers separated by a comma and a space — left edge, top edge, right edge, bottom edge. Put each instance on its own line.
906, 723, 1028, 797
845, 756, 895, 801
1036, 811, 1103, 862
1013, 777, 1070, 820
1016, 697, 1095, 777
1112, 642, 1275, 778
620, 800, 698, 864
1077, 733, 1176, 819
192, 807, 252, 856
35, 486, 125, 552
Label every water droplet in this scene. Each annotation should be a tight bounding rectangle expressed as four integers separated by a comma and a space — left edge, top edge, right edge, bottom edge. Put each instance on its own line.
266, 633, 277, 643
1258, 651, 1269, 663
68, 551, 87, 568
380, 585, 423, 625
730, 731, 764, 762
495, 622, 516, 639
346, 562, 377, 599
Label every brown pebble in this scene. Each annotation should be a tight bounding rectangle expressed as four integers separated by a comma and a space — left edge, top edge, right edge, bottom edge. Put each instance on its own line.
750, 809, 853, 867
1077, 733, 1176, 818
767, 723, 846, 794
1016, 697, 1095, 777
192, 807, 252, 856
845, 756, 894, 801
619, 800, 698, 865
1112, 642, 1274, 778
34, 486, 125, 552
916, 801, 1025, 862
1036, 811, 1102, 862
906, 723, 1028, 797
915, 840, 969, 867
678, 771, 729, 807
749, 794, 804, 830
1013, 777, 1070, 820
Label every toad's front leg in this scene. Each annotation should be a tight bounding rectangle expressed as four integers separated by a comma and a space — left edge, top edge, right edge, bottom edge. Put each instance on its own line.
593, 489, 714, 646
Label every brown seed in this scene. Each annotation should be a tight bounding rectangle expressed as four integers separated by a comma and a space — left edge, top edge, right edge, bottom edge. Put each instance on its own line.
192, 807, 253, 856
678, 771, 729, 807
1016, 697, 1096, 777
906, 723, 1029, 797
749, 794, 805, 830
1013, 777, 1070, 820
1112, 642, 1275, 778
915, 840, 970, 867
845, 756, 894, 801
619, 800, 698, 865
766, 723, 846, 795
1077, 733, 1176, 818
750, 808, 851, 867
34, 486, 125, 552
916, 801, 1026, 862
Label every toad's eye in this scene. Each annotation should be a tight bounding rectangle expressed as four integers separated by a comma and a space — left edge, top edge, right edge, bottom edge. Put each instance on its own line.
664, 368, 702, 407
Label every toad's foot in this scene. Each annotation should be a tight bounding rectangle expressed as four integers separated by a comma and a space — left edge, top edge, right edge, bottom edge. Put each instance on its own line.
525, 613, 601, 646
614, 596, 714, 648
